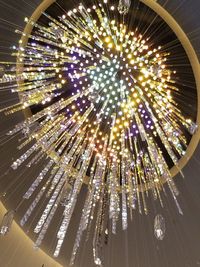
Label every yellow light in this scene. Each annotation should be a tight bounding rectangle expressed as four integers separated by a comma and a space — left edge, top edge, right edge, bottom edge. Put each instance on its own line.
105, 36, 110, 43
116, 45, 121, 51
133, 93, 138, 98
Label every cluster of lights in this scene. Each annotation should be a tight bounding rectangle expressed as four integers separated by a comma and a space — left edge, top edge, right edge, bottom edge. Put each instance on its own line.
0, 0, 198, 266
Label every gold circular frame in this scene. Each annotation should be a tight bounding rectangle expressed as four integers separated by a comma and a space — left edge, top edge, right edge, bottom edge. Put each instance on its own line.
17, 0, 200, 190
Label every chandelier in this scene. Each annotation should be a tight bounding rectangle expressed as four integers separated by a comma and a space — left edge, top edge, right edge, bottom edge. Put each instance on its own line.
0, 0, 198, 266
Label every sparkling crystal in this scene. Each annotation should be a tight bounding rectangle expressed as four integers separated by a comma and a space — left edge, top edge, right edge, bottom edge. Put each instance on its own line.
60, 182, 72, 206
50, 26, 64, 39
188, 122, 198, 135
0, 210, 15, 235
23, 160, 54, 199
154, 214, 165, 240
34, 170, 65, 234
0, 65, 5, 78
94, 258, 102, 266
34, 193, 62, 249
20, 187, 46, 227
70, 187, 94, 265
88, 91, 100, 103
118, 0, 131, 15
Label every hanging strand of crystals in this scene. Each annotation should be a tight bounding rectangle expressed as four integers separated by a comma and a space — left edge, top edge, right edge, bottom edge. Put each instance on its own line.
0, 210, 15, 236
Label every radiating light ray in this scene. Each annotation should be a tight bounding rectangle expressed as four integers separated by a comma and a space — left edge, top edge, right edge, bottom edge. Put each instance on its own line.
0, 0, 198, 265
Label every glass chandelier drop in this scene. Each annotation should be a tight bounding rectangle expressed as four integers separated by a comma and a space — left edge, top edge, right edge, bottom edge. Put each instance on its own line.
0, 0, 198, 265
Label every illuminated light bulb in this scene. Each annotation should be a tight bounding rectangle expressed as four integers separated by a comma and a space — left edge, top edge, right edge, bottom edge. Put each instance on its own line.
105, 37, 110, 43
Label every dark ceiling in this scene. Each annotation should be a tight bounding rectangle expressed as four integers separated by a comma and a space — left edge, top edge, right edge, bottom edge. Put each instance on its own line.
0, 0, 200, 267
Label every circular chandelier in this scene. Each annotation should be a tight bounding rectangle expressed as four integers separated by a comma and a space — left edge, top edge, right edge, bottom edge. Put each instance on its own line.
0, 0, 199, 266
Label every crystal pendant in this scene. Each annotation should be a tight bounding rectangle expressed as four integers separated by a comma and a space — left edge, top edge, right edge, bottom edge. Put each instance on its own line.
94, 258, 102, 266
88, 92, 100, 103
0, 210, 15, 236
50, 26, 64, 39
154, 214, 165, 240
0, 65, 5, 78
118, 0, 131, 15
151, 65, 161, 76
188, 122, 198, 135
60, 182, 72, 206
22, 122, 40, 138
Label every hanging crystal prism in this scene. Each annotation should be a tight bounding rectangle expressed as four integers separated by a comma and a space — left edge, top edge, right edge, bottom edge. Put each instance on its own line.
60, 182, 72, 206
34, 170, 65, 234
34, 192, 62, 249
93, 190, 106, 267
70, 187, 95, 265
0, 65, 5, 78
88, 91, 100, 104
54, 145, 94, 257
0, 210, 15, 236
118, 0, 131, 15
188, 122, 198, 135
154, 214, 166, 240
121, 133, 128, 230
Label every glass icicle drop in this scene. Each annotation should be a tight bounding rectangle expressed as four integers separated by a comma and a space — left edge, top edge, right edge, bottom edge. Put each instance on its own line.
0, 65, 5, 78
60, 182, 72, 206
88, 91, 100, 104
0, 210, 15, 236
118, 0, 131, 15
94, 258, 102, 266
188, 122, 198, 135
154, 214, 165, 240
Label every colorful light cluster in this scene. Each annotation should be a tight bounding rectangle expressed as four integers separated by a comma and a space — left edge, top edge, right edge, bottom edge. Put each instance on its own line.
0, 0, 198, 265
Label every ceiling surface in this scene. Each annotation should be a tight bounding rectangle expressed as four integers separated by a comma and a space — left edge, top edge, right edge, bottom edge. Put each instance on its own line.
0, 1, 200, 267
